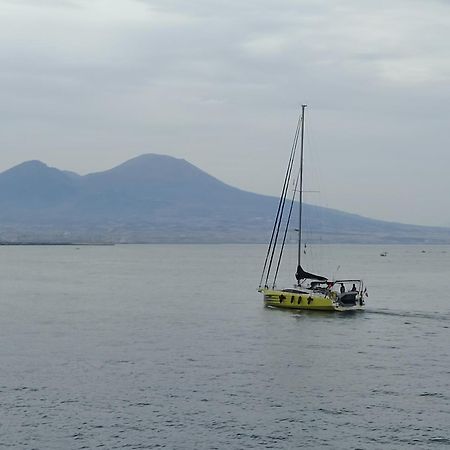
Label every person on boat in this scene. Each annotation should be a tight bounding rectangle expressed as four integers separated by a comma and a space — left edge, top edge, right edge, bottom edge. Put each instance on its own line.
351, 283, 357, 292
340, 283, 345, 293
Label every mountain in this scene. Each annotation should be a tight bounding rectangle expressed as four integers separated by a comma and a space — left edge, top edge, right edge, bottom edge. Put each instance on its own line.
0, 154, 449, 244
0, 160, 79, 208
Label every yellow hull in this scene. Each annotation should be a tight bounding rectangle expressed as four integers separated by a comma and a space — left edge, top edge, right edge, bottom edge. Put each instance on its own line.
259, 288, 364, 312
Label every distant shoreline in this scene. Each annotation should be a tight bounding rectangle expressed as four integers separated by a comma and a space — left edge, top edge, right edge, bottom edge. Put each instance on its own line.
0, 242, 115, 246
1, 241, 449, 246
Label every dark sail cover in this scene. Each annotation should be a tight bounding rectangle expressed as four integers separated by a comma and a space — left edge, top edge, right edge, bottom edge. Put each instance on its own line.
295, 264, 327, 282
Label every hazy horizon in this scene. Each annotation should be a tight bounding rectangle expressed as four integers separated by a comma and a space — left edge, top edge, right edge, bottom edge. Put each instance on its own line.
1, 0, 449, 226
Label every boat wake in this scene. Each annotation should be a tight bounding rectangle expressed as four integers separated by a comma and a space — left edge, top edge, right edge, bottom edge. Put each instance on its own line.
364, 308, 450, 323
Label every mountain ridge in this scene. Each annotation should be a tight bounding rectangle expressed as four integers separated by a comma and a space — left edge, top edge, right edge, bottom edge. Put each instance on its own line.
1, 154, 449, 244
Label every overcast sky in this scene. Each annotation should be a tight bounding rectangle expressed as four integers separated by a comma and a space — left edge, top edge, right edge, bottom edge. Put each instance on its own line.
1, 0, 449, 226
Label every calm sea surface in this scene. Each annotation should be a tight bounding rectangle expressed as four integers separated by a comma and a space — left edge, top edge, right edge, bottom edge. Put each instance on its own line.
1, 244, 449, 449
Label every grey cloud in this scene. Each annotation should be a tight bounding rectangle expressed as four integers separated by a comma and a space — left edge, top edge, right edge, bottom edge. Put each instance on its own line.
0, 0, 449, 226
1, 0, 80, 8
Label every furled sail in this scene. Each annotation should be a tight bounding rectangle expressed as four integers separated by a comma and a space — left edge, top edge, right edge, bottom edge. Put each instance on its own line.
295, 264, 327, 282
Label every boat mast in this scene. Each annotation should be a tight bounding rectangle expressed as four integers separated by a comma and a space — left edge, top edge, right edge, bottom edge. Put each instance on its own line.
297, 104, 306, 277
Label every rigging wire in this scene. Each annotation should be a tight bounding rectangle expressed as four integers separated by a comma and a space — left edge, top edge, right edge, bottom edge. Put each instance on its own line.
263, 112, 302, 288
272, 168, 300, 287
259, 112, 302, 288
304, 111, 332, 277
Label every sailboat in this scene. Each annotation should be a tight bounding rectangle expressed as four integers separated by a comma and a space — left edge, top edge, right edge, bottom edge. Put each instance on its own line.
258, 105, 366, 311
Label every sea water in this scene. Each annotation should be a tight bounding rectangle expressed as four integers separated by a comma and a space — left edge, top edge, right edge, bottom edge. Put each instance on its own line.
0, 244, 449, 449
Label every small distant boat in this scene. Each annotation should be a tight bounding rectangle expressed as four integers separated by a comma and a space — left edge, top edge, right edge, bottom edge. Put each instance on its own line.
380, 251, 388, 257
258, 105, 366, 311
